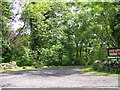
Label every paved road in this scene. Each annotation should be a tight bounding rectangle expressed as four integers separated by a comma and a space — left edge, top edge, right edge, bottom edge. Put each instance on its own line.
0, 66, 118, 88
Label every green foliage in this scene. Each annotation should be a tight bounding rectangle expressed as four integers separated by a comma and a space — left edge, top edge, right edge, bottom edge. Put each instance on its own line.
1, 2, 120, 69
41, 44, 63, 66
12, 46, 34, 66
1, 2, 13, 63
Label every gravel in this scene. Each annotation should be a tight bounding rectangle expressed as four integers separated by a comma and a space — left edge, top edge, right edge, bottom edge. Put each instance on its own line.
0, 66, 118, 88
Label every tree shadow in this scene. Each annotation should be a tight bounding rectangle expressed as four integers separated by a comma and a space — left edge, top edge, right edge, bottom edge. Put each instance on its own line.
0, 66, 85, 77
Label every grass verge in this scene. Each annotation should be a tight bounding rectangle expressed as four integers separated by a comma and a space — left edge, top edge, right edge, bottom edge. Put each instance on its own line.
80, 67, 119, 77
0, 66, 35, 73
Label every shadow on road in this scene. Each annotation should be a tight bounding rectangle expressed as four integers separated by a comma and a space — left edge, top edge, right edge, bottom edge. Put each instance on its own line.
0, 66, 85, 77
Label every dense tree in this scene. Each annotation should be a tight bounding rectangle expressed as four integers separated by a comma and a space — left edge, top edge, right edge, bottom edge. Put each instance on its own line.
0, 2, 13, 62
1, 1, 119, 67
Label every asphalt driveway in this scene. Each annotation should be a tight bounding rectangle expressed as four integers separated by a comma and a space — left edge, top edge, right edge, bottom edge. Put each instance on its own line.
0, 66, 118, 88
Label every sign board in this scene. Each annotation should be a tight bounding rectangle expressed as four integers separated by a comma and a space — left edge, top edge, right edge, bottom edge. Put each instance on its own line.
108, 48, 120, 60
108, 48, 120, 56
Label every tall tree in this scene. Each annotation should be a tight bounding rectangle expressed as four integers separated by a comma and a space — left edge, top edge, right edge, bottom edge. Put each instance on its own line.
1, 2, 13, 62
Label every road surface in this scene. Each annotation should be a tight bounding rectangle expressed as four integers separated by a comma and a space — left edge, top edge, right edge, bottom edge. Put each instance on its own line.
0, 66, 118, 88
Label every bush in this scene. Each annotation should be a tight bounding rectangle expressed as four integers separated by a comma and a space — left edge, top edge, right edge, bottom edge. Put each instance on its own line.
93, 60, 102, 71
13, 46, 34, 67
93, 60, 120, 74
22, 66, 26, 69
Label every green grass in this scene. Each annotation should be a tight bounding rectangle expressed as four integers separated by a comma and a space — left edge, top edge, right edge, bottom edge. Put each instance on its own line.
80, 67, 119, 77
0, 65, 56, 73
0, 65, 58, 72
0, 66, 35, 73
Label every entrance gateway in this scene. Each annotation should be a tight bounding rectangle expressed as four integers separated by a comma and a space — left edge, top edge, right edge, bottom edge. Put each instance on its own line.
108, 48, 120, 60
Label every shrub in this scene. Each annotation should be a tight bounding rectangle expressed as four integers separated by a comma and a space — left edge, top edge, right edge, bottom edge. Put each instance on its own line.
93, 60, 120, 74
22, 66, 26, 69
93, 60, 101, 71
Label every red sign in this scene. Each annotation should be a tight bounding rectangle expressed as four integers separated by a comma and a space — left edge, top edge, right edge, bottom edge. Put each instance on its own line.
108, 48, 120, 56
